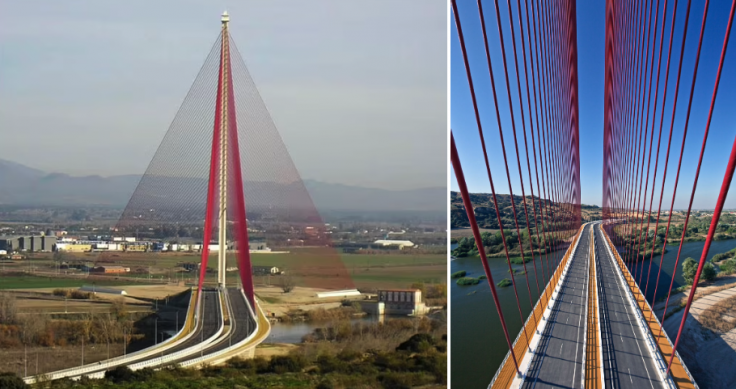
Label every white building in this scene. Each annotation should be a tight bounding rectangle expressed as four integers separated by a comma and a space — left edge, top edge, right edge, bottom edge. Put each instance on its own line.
373, 240, 415, 249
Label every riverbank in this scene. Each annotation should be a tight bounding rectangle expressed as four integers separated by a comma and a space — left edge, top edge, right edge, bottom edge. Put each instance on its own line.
661, 284, 736, 389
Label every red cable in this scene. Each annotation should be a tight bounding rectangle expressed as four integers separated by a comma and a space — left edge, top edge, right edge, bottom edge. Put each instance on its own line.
450, 132, 521, 375
666, 1, 735, 374
452, 0, 532, 358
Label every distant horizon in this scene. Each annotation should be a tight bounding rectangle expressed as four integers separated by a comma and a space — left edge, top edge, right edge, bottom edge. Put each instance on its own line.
0, 157, 444, 192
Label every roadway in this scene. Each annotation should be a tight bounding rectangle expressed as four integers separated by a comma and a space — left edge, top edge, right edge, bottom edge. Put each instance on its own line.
154, 289, 222, 357
171, 287, 255, 364
594, 226, 662, 389
522, 223, 590, 388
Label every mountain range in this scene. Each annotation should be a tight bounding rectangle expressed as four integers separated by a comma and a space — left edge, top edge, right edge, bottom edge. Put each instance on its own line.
0, 159, 445, 213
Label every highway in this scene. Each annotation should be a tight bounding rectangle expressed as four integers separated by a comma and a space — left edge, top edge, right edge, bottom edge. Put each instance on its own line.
172, 288, 255, 364
522, 224, 590, 388
594, 226, 662, 389
153, 289, 222, 357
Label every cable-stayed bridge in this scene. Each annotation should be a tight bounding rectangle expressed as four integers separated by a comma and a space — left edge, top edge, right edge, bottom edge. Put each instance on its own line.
451, 0, 735, 387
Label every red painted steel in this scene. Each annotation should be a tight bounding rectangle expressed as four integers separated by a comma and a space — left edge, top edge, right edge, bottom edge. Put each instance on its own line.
451, 132, 521, 376
225, 38, 256, 308
198, 32, 225, 293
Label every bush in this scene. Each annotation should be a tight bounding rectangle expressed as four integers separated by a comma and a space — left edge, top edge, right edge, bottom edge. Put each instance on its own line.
425, 284, 446, 298
317, 354, 348, 374
497, 278, 512, 288
720, 259, 736, 275
378, 372, 434, 389
396, 333, 435, 353
455, 277, 480, 286
682, 257, 697, 284
702, 262, 716, 282
0, 372, 28, 389
268, 354, 307, 373
451, 270, 466, 279
105, 366, 136, 383
52, 289, 70, 298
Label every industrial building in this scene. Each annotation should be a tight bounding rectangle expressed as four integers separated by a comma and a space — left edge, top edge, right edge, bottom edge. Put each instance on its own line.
372, 239, 415, 249
90, 266, 129, 274
362, 288, 428, 316
0, 235, 57, 253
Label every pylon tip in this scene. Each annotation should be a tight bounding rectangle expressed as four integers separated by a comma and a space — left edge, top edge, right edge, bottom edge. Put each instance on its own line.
221, 10, 229, 24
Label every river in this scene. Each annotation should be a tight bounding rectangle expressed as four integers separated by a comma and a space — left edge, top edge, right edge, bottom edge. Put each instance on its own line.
451, 237, 736, 389
266, 316, 391, 344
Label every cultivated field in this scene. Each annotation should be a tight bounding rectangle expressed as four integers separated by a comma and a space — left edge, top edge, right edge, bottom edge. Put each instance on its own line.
2, 249, 446, 291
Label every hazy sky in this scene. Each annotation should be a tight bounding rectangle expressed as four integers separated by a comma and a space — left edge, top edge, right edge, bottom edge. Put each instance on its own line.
0, 1, 447, 191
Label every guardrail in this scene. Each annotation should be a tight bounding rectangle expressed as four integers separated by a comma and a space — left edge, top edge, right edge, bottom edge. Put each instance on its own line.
488, 224, 586, 389
598, 226, 675, 389
118, 289, 229, 374
24, 288, 200, 384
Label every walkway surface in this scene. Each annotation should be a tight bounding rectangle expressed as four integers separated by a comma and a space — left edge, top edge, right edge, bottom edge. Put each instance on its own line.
522, 224, 590, 388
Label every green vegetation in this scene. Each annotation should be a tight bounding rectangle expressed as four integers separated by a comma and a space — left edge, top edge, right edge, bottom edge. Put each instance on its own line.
682, 257, 716, 285
456, 277, 481, 286
0, 372, 26, 389
719, 259, 736, 275
497, 278, 512, 288
5, 342, 446, 389
479, 275, 487, 279
451, 228, 569, 259
450, 192, 592, 229
451, 270, 466, 279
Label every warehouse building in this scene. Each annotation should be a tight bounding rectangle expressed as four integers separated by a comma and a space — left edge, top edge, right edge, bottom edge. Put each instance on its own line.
0, 235, 57, 253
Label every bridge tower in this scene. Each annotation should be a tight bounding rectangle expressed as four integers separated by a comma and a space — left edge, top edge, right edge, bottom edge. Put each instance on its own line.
217, 11, 230, 291
196, 11, 256, 308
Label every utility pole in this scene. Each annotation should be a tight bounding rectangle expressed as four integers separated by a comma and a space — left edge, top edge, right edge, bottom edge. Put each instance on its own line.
155, 318, 158, 345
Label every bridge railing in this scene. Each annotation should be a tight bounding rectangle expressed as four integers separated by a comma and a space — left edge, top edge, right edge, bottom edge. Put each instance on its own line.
489, 224, 586, 389
599, 225, 697, 389
120, 289, 229, 373
24, 288, 200, 384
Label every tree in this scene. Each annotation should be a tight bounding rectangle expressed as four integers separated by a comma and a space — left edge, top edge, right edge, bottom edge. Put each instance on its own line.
110, 298, 128, 321
0, 372, 29, 389
682, 257, 698, 284
702, 262, 716, 282
0, 292, 18, 324
280, 274, 295, 293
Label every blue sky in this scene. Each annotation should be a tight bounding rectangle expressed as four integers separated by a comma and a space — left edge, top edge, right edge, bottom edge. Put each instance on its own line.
0, 1, 445, 191
451, 0, 736, 209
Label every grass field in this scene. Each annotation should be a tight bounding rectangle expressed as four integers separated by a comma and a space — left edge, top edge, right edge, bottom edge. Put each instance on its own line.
3, 250, 447, 291
0, 275, 141, 290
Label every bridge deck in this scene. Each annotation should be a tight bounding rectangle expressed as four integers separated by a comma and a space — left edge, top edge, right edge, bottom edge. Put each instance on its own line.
596, 226, 662, 389
600, 227, 696, 389
521, 224, 590, 389
490, 227, 584, 389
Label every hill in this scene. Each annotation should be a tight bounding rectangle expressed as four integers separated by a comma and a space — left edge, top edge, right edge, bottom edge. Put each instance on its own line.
0, 159, 446, 214
451, 191, 599, 229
